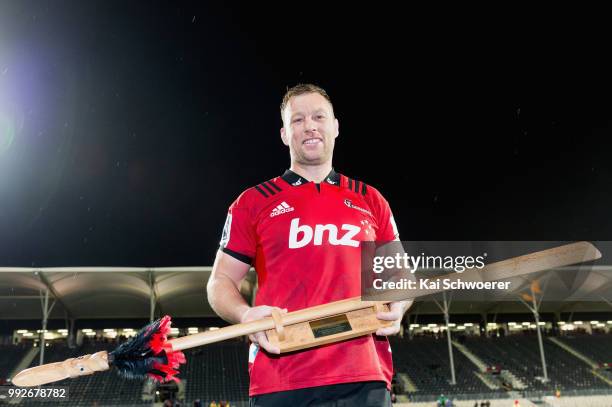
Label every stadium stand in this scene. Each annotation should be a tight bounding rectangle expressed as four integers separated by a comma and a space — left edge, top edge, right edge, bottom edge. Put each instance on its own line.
390, 336, 505, 398
463, 336, 610, 391
3, 334, 612, 406
557, 334, 612, 365
0, 344, 30, 383
183, 339, 250, 406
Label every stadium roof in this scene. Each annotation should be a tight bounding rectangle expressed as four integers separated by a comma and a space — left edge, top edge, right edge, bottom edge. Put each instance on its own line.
0, 267, 256, 320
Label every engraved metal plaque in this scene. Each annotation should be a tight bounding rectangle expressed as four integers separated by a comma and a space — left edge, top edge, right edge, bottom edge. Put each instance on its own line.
309, 314, 352, 338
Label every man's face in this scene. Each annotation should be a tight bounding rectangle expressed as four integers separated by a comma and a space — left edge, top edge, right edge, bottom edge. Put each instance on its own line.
281, 92, 339, 166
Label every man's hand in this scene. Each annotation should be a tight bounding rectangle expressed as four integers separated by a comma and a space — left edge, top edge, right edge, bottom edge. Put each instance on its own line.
375, 300, 413, 336
240, 305, 288, 354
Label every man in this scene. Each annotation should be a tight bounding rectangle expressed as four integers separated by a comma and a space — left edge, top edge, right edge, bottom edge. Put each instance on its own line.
207, 84, 411, 406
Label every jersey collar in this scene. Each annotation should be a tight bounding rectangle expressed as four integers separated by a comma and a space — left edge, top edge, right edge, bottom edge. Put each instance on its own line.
281, 169, 340, 187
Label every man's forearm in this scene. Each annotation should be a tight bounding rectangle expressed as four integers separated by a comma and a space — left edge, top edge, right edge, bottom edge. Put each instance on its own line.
207, 275, 251, 324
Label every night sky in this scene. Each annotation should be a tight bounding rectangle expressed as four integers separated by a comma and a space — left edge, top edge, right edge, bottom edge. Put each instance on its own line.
1, 3, 611, 267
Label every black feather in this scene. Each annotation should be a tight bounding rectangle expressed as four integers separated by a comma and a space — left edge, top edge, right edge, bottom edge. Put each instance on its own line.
109, 318, 167, 380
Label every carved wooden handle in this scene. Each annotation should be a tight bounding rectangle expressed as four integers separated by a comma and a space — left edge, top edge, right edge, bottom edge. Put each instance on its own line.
11, 351, 109, 387
61, 351, 110, 378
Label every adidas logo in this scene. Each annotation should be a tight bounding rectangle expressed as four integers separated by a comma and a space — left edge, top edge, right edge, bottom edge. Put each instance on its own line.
270, 201, 295, 217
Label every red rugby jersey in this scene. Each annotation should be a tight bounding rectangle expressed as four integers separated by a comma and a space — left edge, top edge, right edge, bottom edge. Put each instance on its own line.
219, 169, 400, 396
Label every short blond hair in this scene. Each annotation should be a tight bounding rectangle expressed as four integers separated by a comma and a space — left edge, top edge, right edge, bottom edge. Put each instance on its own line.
280, 83, 333, 121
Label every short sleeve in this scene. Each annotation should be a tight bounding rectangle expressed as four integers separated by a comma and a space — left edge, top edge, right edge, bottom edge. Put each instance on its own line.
368, 187, 400, 242
219, 193, 257, 265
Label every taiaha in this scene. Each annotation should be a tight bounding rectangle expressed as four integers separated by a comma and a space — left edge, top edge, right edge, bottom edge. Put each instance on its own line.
11, 242, 601, 387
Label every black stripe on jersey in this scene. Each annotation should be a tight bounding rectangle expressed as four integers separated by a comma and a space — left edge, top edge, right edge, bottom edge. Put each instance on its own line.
267, 181, 282, 192
221, 247, 253, 265
348, 178, 353, 191
260, 182, 276, 195
354, 180, 361, 194
361, 182, 367, 195
254, 185, 269, 198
